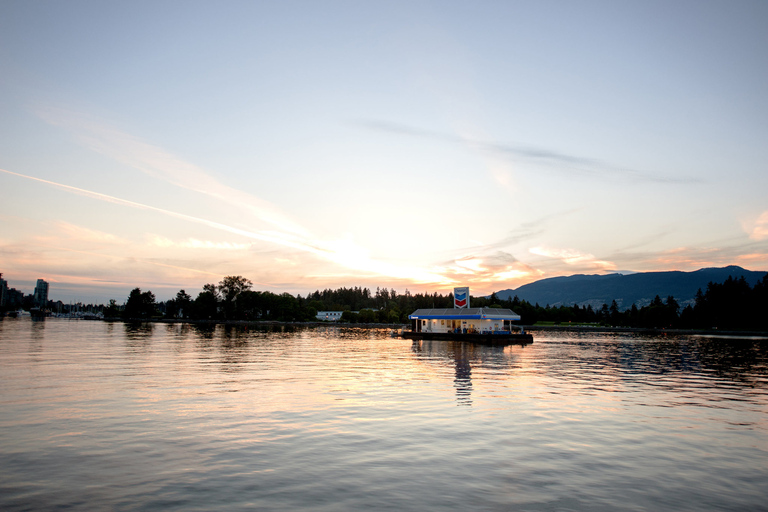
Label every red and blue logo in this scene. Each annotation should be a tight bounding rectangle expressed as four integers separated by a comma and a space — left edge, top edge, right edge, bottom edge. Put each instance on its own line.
454, 290, 467, 308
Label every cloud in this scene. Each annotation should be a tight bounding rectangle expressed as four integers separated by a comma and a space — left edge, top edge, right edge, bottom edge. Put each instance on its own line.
604, 238, 768, 273
0, 229, 224, 290
437, 251, 542, 285
630, 246, 743, 271
357, 119, 702, 184
1, 167, 454, 286
35, 105, 308, 237
27, 108, 469, 286
529, 246, 617, 271
467, 209, 583, 254
56, 221, 128, 245
747, 211, 768, 240
613, 229, 674, 252
148, 235, 252, 251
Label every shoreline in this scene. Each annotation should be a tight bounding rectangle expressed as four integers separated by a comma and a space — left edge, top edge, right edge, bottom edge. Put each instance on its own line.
109, 317, 408, 329
8, 315, 768, 337
106, 318, 768, 337
522, 324, 768, 337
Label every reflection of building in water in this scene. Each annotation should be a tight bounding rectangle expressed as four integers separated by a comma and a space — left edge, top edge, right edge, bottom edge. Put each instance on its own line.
412, 340, 525, 406
453, 343, 473, 406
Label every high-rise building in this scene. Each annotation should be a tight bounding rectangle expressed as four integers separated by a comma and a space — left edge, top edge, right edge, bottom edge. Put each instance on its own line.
33, 279, 49, 308
0, 273, 7, 307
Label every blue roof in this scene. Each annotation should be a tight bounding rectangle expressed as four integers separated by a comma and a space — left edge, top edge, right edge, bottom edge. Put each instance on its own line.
408, 307, 521, 321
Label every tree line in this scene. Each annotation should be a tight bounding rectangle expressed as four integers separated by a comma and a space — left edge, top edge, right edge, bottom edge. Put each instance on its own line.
496, 274, 768, 330
111, 277, 457, 323
110, 274, 768, 330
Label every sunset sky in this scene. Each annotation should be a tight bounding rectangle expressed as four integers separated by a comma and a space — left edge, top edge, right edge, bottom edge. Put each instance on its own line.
2, 1, 767, 303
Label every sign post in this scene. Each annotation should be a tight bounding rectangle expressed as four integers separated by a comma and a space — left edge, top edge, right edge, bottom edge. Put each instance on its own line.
453, 287, 469, 309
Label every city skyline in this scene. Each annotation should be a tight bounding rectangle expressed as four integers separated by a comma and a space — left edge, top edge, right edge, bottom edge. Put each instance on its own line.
2, 1, 767, 303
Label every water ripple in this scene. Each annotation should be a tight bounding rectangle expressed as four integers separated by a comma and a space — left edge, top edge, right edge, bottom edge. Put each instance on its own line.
1, 319, 767, 511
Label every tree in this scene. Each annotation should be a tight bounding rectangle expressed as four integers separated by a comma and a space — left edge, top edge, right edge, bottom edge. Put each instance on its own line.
193, 288, 219, 320
358, 309, 377, 323
175, 289, 193, 319
664, 296, 680, 328
165, 289, 193, 319
203, 283, 220, 299
104, 299, 120, 318
123, 288, 156, 319
218, 276, 252, 319
609, 300, 620, 325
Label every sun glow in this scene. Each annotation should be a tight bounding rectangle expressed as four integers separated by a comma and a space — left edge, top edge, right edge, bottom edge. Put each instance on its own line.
1, 168, 457, 288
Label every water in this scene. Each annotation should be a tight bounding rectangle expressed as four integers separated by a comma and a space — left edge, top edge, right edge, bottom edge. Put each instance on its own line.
1, 318, 767, 511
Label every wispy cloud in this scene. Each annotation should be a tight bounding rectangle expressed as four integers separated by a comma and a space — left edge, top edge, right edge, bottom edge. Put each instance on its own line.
357, 119, 702, 184
1, 167, 453, 286
453, 208, 581, 254
0, 167, 319, 252
605, 238, 768, 273
436, 251, 542, 285
529, 246, 617, 271
27, 108, 469, 286
36, 106, 308, 237
148, 235, 252, 251
612, 229, 674, 253
55, 221, 129, 246
747, 211, 768, 241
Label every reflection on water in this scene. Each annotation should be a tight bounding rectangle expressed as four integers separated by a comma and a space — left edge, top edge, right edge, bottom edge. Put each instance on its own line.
452, 344, 473, 405
411, 340, 526, 406
0, 318, 767, 511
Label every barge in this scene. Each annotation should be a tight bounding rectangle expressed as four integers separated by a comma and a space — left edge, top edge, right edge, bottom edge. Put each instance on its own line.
403, 296, 533, 345
401, 328, 533, 345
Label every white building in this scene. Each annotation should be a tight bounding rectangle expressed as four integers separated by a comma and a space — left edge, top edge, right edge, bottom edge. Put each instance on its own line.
408, 308, 522, 334
316, 311, 343, 322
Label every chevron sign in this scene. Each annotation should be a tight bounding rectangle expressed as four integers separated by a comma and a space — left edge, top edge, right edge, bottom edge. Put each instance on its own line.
454, 287, 470, 308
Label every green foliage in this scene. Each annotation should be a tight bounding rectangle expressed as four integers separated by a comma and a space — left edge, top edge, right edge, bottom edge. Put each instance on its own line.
193, 289, 219, 320
104, 299, 120, 318
123, 288, 157, 319
218, 275, 253, 319
520, 274, 768, 330
132, 273, 768, 330
358, 309, 377, 323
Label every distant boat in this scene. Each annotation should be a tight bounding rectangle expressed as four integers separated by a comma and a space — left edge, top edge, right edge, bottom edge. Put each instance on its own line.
30, 308, 47, 318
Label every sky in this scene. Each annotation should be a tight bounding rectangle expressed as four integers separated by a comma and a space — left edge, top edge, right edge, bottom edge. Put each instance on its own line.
1, 0, 767, 303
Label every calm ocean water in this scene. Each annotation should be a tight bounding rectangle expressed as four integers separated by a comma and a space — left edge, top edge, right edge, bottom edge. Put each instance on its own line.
1, 318, 767, 511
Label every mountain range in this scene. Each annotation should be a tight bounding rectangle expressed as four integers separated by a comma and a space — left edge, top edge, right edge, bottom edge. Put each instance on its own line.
494, 265, 767, 310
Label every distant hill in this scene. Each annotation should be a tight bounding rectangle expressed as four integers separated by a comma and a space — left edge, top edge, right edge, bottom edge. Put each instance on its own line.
494, 265, 767, 310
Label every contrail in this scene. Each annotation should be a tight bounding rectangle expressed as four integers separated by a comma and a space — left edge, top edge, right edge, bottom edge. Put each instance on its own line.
0, 167, 326, 256
1, 168, 453, 284
35, 105, 309, 237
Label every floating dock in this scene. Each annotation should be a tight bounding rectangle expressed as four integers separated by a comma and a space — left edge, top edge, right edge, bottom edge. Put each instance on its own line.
406, 305, 532, 345
400, 330, 533, 345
